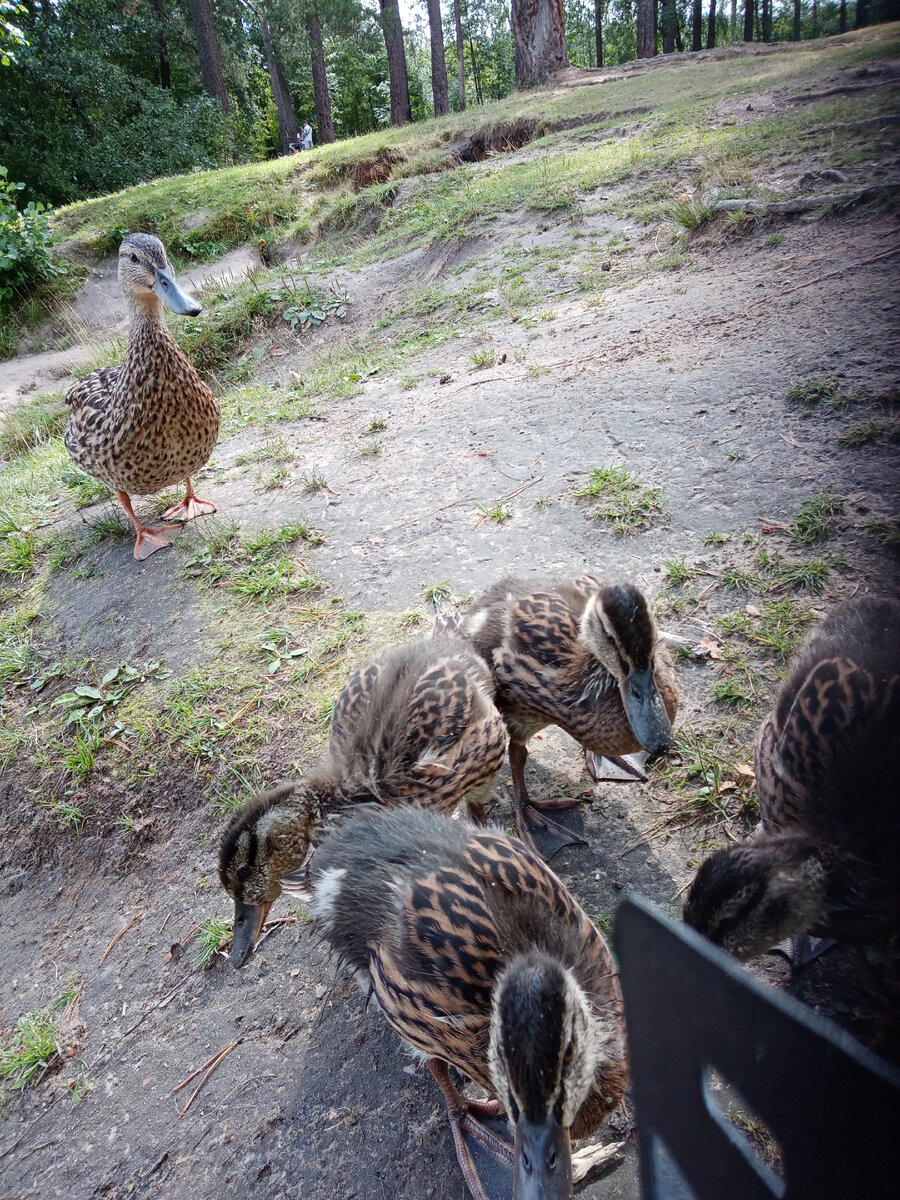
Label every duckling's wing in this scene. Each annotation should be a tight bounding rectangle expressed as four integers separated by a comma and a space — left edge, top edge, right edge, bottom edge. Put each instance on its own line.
329, 657, 383, 754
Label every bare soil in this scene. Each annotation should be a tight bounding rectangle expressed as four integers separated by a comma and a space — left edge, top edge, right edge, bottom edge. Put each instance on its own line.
2, 39, 899, 1200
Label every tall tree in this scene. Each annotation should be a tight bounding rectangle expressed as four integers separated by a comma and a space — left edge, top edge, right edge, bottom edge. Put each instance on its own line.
306, 7, 334, 143
151, 0, 171, 88
838, 0, 846, 30
691, 0, 703, 50
761, 0, 771, 39
662, 0, 677, 51
453, 0, 465, 109
425, 0, 449, 115
187, 0, 230, 114
636, 0, 655, 58
511, 0, 568, 87
594, 0, 603, 67
743, 0, 753, 41
378, 0, 411, 124
706, 0, 716, 47
792, 0, 800, 38
855, 0, 868, 26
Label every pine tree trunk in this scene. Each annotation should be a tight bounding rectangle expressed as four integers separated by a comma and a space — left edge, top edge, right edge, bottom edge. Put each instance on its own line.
379, 0, 412, 124
306, 9, 335, 143
425, 0, 450, 116
793, 0, 801, 39
811, 0, 818, 34
691, 0, 703, 49
706, 0, 716, 46
636, 0, 656, 58
454, 0, 466, 109
152, 0, 171, 88
743, 0, 753, 40
511, 0, 569, 87
761, 0, 771, 39
595, 0, 603, 67
839, 0, 847, 30
259, 18, 295, 154
662, 0, 677, 50
855, 0, 868, 26
469, 33, 483, 102
187, 0, 230, 114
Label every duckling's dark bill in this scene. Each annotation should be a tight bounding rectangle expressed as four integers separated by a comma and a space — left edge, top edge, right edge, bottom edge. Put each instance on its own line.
230, 899, 271, 967
513, 1118, 572, 1200
621, 665, 673, 757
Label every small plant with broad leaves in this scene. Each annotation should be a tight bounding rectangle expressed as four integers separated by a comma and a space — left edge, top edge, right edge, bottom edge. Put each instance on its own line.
0, 167, 68, 302
51, 661, 172, 726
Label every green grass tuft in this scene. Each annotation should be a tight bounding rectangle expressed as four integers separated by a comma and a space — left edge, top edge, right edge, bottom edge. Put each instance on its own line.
574, 467, 665, 534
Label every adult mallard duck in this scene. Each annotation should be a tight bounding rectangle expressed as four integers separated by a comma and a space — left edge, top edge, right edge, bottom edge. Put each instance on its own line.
684, 596, 900, 964
64, 233, 220, 561
219, 638, 507, 966
306, 805, 627, 1200
440, 575, 678, 855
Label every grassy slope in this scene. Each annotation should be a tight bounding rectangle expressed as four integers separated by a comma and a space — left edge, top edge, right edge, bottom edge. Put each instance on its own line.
2, 24, 899, 846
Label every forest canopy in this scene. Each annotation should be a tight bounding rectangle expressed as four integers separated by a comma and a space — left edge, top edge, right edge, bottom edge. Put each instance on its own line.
1, 0, 897, 207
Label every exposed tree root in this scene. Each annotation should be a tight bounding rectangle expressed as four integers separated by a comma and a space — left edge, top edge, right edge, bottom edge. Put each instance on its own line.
800, 113, 900, 137
712, 183, 900, 216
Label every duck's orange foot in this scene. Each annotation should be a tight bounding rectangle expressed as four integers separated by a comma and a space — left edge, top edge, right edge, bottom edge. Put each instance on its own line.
161, 495, 216, 522
133, 524, 181, 561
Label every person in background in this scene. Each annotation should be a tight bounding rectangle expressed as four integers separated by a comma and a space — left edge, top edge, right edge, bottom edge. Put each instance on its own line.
301, 121, 313, 151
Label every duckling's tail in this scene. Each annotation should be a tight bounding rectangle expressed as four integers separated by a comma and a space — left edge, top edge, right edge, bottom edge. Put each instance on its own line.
432, 612, 463, 638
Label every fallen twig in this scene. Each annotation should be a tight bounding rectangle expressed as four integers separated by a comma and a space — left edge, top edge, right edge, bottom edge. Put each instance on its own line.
224, 689, 263, 728
179, 1040, 242, 1118
122, 967, 197, 1038
800, 113, 900, 136
98, 912, 144, 967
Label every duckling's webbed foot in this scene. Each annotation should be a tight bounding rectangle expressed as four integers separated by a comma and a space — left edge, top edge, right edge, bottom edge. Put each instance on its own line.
571, 1139, 625, 1183
427, 1060, 513, 1200
770, 933, 837, 970
509, 742, 587, 860
161, 478, 216, 523
585, 751, 649, 783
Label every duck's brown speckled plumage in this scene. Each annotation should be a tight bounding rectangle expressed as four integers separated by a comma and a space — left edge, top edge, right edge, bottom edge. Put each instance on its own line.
64, 235, 219, 498
219, 639, 508, 964
65, 314, 219, 497
309, 806, 627, 1144
454, 574, 677, 752
685, 597, 900, 957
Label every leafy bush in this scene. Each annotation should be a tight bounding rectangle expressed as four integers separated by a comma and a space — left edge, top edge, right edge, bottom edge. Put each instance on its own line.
0, 166, 67, 301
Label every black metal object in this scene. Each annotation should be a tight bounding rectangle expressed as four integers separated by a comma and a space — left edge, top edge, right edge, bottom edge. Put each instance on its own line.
614, 894, 900, 1200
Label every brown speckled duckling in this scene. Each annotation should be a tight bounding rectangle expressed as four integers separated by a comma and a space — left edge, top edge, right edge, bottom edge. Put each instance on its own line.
684, 597, 900, 964
306, 805, 627, 1200
441, 574, 678, 854
64, 233, 220, 560
219, 637, 507, 966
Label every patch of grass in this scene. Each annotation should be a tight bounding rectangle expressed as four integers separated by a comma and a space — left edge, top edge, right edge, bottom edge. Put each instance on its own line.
181, 519, 324, 603
35, 794, 88, 833
470, 347, 497, 369
765, 231, 785, 246
701, 531, 731, 546
662, 558, 697, 587
359, 440, 382, 457
785, 376, 853, 411
790, 493, 844, 543
364, 416, 388, 434
754, 549, 831, 593
0, 392, 67, 458
234, 436, 293, 468
61, 468, 113, 509
670, 197, 714, 230
62, 729, 102, 779
211, 761, 265, 814
867, 519, 900, 550
661, 725, 757, 819
574, 466, 665, 534
421, 580, 454, 608
0, 531, 38, 578
194, 918, 233, 968
399, 609, 424, 627
839, 419, 898, 448
0, 1010, 59, 1090
475, 501, 512, 523
300, 469, 329, 493
716, 598, 815, 657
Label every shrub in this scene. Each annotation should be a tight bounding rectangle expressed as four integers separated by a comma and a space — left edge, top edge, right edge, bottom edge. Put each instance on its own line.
0, 166, 68, 301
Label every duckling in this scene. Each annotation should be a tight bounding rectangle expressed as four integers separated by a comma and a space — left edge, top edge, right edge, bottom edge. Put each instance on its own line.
684, 596, 900, 964
64, 233, 220, 561
441, 575, 677, 855
219, 638, 507, 966
306, 805, 627, 1200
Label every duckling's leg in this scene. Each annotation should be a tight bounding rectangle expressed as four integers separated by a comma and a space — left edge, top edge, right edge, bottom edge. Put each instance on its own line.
161, 477, 217, 523
509, 742, 587, 859
427, 1060, 512, 1200
118, 492, 181, 561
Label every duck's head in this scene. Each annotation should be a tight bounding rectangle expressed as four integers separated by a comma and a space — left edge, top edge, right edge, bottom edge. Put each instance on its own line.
488, 953, 601, 1200
218, 782, 321, 967
579, 582, 673, 757
118, 232, 202, 317
683, 836, 827, 960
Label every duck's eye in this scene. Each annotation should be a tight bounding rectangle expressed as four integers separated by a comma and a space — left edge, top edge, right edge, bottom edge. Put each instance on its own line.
130, 253, 138, 264
237, 864, 252, 883
563, 1039, 575, 1065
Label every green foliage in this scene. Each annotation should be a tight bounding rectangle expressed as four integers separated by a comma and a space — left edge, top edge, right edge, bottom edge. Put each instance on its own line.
0, 167, 67, 301
574, 467, 666, 534
0, 1009, 58, 1089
